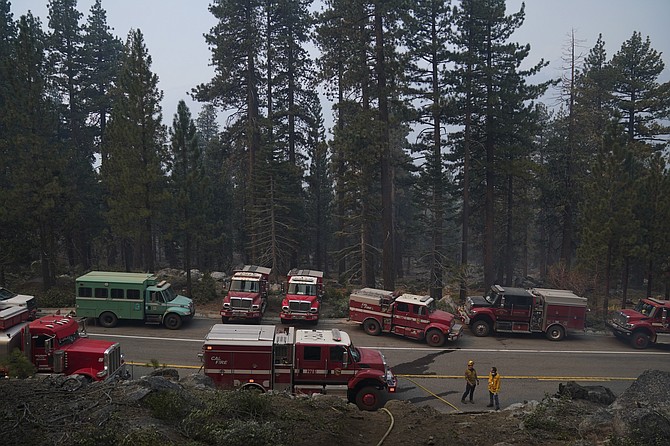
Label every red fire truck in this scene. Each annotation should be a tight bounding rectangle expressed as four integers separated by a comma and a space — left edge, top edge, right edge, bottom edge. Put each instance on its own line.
200, 324, 397, 411
280, 269, 324, 324
459, 285, 588, 341
0, 305, 126, 381
349, 288, 463, 347
221, 265, 272, 323
606, 297, 670, 349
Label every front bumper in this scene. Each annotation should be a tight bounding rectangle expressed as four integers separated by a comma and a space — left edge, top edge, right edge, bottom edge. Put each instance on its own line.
605, 319, 632, 338
221, 309, 263, 319
448, 323, 464, 341
280, 312, 318, 321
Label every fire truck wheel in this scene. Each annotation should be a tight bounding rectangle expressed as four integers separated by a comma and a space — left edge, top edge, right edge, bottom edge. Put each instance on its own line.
545, 325, 565, 341
355, 386, 383, 411
363, 319, 382, 336
164, 313, 183, 330
426, 329, 445, 347
631, 332, 650, 349
222, 316, 230, 323
471, 320, 491, 337
98, 312, 118, 328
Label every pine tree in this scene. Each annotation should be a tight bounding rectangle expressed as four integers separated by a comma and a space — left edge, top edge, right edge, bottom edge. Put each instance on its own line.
451, 0, 549, 287
103, 29, 166, 271
195, 0, 263, 262
81, 0, 123, 166
635, 152, 670, 297
304, 94, 332, 272
403, 0, 453, 299
577, 129, 639, 315
168, 100, 203, 295
47, 0, 100, 271
0, 0, 19, 281
609, 31, 670, 143
196, 103, 232, 270
9, 12, 65, 287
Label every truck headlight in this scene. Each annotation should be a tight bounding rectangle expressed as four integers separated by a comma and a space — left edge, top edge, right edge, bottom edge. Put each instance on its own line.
223, 303, 230, 308
282, 306, 289, 312
252, 305, 259, 310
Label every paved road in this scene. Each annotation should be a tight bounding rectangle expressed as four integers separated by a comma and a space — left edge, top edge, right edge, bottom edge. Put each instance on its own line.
82, 315, 670, 413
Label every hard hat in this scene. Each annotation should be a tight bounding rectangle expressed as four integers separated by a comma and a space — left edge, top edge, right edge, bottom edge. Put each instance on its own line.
468, 360, 474, 366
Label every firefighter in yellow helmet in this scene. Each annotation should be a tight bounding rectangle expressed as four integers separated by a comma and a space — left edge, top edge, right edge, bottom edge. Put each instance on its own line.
461, 360, 479, 404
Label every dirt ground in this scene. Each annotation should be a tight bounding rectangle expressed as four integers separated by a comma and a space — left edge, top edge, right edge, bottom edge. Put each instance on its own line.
0, 373, 618, 446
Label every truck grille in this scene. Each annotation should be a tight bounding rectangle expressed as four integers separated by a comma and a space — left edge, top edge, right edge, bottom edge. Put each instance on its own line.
231, 297, 252, 309
612, 312, 627, 326
105, 343, 123, 378
289, 301, 310, 313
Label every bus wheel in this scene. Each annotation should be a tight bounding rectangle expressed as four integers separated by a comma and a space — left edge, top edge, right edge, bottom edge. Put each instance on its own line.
363, 319, 382, 336
99, 312, 118, 328
164, 313, 182, 330
471, 320, 491, 337
355, 386, 383, 411
631, 332, 650, 349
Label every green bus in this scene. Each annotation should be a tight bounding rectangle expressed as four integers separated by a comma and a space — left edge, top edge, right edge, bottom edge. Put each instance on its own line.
75, 271, 195, 329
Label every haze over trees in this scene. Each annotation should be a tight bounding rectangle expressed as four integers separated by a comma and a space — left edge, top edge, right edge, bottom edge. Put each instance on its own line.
1, 0, 669, 308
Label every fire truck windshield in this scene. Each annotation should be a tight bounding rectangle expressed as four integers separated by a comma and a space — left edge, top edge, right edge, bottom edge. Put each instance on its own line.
634, 301, 656, 317
349, 345, 361, 362
230, 280, 259, 292
288, 283, 315, 296
58, 332, 80, 346
485, 292, 499, 304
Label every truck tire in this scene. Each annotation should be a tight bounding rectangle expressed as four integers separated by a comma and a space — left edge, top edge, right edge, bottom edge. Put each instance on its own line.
355, 386, 383, 411
221, 316, 230, 323
426, 329, 445, 347
631, 332, 650, 349
98, 312, 118, 328
546, 325, 565, 341
164, 313, 182, 330
471, 319, 491, 337
363, 319, 382, 336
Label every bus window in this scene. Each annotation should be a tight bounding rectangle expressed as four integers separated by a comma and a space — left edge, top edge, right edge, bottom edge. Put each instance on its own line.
94, 288, 108, 298
111, 288, 124, 299
127, 289, 140, 299
78, 287, 92, 297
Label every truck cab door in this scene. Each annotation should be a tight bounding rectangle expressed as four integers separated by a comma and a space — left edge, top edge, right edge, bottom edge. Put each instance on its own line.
31, 334, 51, 371
325, 345, 349, 385
494, 296, 511, 320
145, 290, 164, 314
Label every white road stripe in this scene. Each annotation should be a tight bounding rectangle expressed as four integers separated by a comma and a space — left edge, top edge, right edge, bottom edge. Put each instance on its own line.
86, 333, 670, 355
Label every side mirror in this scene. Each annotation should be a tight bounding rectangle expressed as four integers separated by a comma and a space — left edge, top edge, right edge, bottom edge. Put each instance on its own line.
662, 308, 667, 324
500, 296, 505, 308
342, 350, 349, 367
45, 338, 53, 353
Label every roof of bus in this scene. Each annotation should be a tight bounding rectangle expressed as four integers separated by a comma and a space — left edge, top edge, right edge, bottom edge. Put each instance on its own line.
76, 271, 157, 284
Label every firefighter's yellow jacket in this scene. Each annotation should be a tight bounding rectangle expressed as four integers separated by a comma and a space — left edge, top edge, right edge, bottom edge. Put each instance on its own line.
488, 372, 501, 394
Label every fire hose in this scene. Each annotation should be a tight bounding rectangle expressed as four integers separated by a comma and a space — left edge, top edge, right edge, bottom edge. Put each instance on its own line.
375, 407, 395, 446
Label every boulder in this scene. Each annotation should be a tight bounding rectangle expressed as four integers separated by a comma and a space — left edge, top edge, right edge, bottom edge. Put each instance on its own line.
557, 381, 616, 405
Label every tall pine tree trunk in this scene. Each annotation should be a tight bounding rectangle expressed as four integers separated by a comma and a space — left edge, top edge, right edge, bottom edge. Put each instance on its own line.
375, 4, 395, 290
